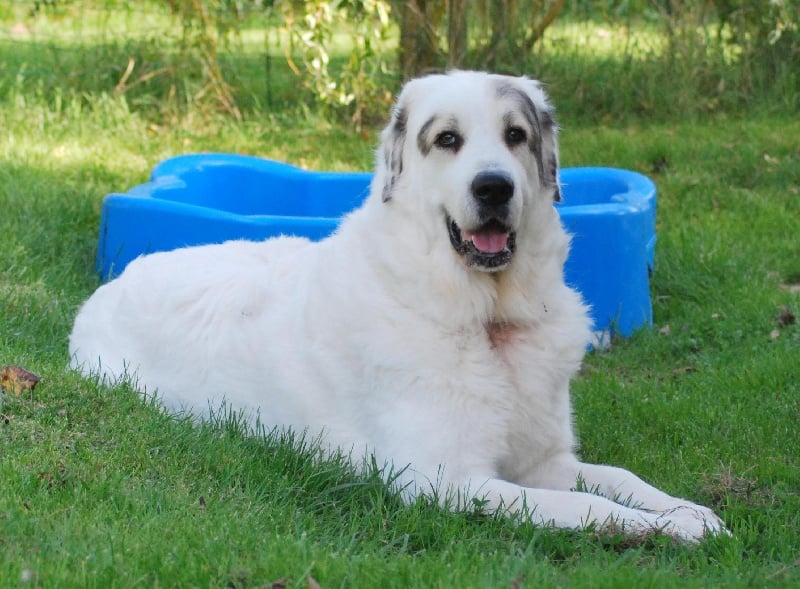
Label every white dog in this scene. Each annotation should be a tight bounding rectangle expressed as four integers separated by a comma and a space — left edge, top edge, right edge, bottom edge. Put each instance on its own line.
70, 71, 726, 542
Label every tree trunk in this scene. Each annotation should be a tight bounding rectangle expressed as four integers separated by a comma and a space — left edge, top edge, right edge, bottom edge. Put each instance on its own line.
395, 0, 445, 80
447, 0, 468, 68
393, 0, 566, 77
525, 0, 566, 51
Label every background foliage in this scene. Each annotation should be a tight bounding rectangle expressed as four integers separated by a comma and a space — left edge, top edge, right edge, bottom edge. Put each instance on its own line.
2, 0, 797, 125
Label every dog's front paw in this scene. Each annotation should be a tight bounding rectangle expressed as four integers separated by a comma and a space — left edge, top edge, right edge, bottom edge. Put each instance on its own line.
654, 503, 730, 542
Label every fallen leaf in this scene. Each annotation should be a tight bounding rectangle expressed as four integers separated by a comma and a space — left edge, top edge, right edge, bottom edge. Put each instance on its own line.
672, 365, 696, 376
659, 324, 671, 335
1, 366, 41, 395
770, 329, 781, 340
776, 306, 796, 327
308, 576, 322, 589
650, 155, 669, 174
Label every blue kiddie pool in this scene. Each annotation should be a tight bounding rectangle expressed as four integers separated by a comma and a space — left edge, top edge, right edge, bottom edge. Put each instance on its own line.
96, 154, 657, 340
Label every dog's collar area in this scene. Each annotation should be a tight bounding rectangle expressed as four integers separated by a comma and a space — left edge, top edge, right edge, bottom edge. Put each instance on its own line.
447, 216, 516, 271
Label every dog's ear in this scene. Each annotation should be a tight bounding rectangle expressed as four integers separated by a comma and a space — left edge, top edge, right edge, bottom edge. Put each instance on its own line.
522, 79, 562, 202
538, 105, 562, 202
378, 105, 408, 203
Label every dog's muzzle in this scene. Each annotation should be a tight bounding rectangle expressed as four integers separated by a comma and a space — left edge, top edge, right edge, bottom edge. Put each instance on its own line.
447, 171, 517, 271
447, 217, 516, 271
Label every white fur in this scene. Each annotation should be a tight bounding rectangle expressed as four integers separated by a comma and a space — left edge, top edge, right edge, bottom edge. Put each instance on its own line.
70, 71, 726, 542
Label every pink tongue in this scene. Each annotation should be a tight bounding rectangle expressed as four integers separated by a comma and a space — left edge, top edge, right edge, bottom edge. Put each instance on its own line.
464, 230, 509, 254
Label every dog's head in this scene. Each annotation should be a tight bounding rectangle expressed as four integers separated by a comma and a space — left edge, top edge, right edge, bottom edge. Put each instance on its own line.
374, 70, 561, 273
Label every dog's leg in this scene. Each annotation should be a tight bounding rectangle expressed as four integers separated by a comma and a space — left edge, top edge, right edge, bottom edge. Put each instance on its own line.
572, 462, 728, 536
456, 477, 723, 543
519, 455, 728, 539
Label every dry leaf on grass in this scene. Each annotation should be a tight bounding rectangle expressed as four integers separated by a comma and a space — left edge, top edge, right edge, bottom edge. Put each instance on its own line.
775, 306, 796, 328
1, 365, 41, 395
770, 306, 797, 339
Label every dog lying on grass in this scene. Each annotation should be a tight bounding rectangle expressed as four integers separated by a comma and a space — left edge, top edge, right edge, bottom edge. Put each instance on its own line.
70, 70, 727, 542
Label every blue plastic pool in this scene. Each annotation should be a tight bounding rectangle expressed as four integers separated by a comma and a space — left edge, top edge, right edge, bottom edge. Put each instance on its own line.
97, 153, 657, 338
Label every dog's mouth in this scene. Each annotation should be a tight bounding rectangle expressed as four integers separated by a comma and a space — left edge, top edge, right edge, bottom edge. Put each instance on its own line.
447, 216, 516, 271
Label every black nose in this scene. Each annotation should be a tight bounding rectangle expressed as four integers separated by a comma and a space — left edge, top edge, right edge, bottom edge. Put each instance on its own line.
471, 171, 514, 206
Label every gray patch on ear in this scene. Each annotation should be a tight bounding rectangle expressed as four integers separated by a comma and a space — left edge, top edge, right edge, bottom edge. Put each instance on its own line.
416, 115, 437, 157
496, 80, 561, 202
497, 84, 546, 180
549, 155, 562, 202
539, 106, 562, 202
382, 107, 407, 203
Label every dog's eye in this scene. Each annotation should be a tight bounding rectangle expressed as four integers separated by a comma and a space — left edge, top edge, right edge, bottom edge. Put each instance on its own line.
505, 127, 527, 146
434, 131, 462, 151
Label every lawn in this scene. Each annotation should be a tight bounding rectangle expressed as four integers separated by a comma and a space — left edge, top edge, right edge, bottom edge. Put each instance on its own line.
1, 4, 799, 588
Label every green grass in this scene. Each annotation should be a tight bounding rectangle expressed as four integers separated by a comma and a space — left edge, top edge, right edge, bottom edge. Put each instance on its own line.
2, 6, 800, 588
